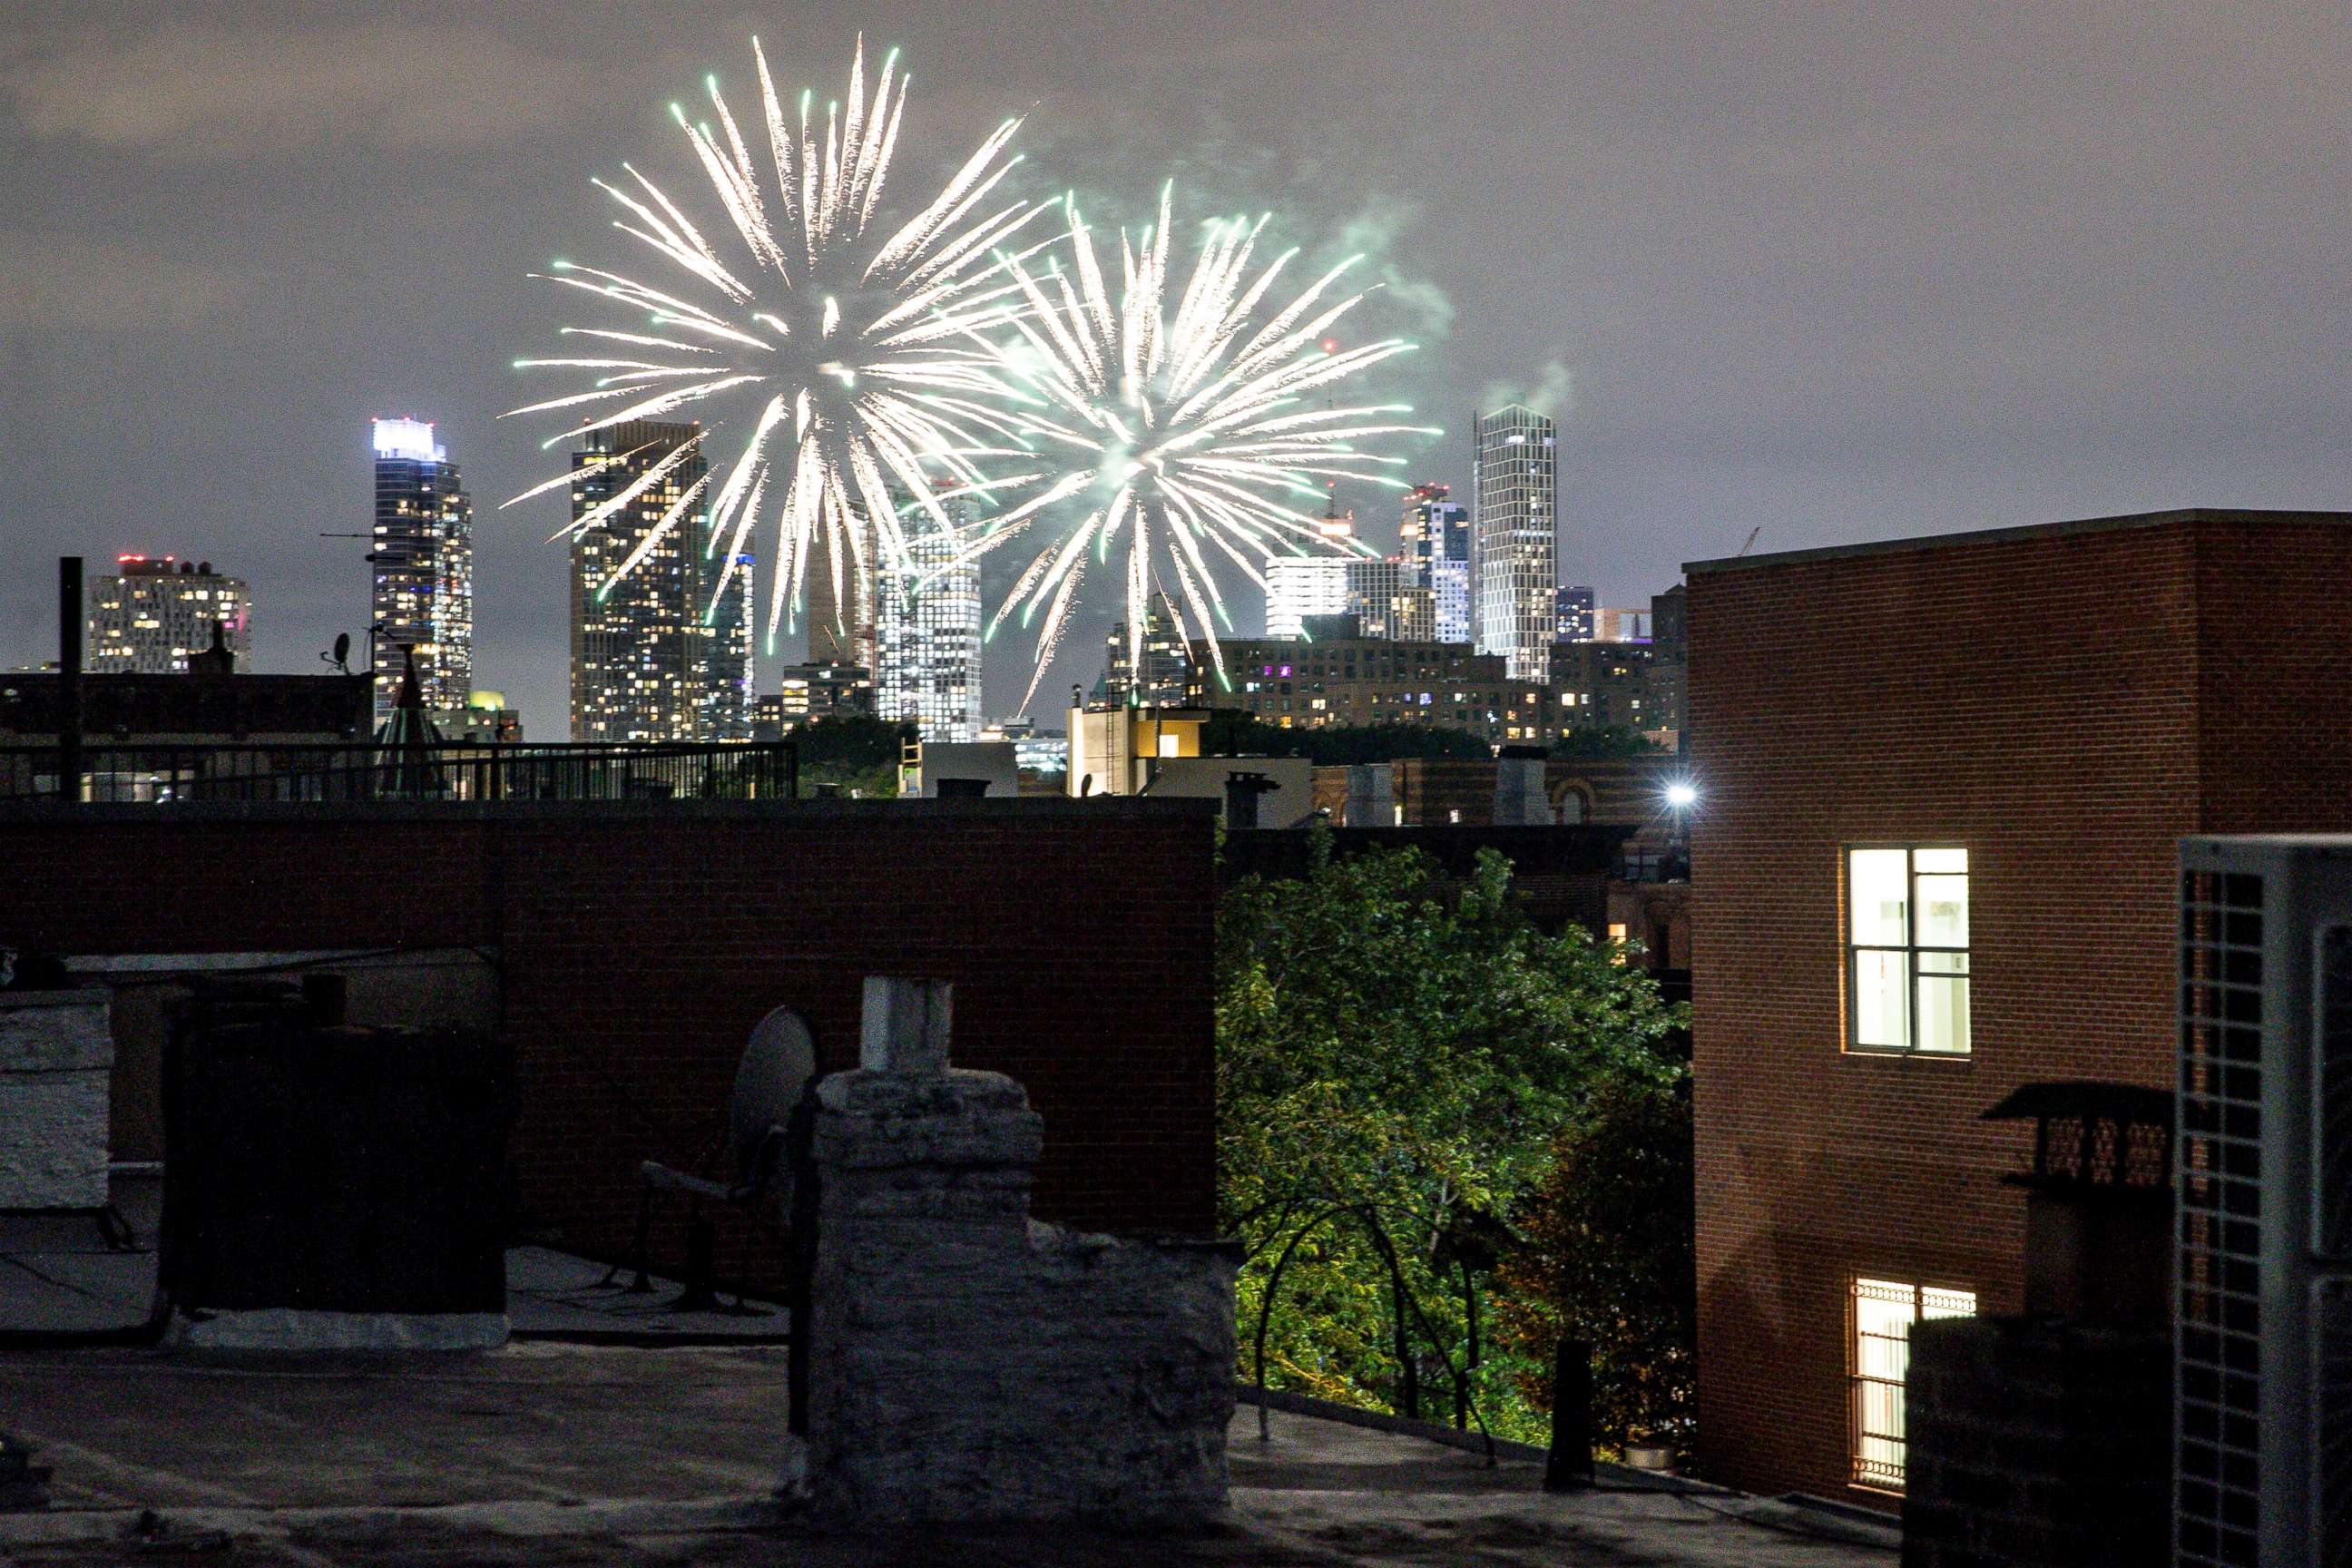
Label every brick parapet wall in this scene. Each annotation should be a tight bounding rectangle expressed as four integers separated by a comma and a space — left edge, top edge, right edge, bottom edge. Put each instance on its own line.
0, 799, 1220, 1260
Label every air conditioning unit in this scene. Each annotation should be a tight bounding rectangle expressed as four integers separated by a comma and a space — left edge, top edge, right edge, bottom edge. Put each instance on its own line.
2177, 837, 2352, 1568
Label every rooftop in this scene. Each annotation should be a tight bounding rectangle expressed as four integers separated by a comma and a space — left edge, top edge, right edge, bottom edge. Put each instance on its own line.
0, 1179, 1890, 1566
1682, 506, 2352, 576
0, 1351, 1894, 1566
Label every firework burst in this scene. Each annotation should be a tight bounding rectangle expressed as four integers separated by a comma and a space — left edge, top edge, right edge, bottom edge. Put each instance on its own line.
503, 37, 1057, 647
968, 185, 1435, 710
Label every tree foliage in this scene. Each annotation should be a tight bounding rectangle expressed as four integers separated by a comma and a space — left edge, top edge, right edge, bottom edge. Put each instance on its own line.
1217, 825, 1687, 1440
1494, 1073, 1697, 1450
1548, 725, 1664, 760
1199, 711, 1492, 766
793, 714, 912, 798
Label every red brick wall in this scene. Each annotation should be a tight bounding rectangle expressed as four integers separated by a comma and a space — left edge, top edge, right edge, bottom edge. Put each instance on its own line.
2192, 518, 2352, 833
1388, 756, 1672, 827
1685, 512, 2352, 1507
0, 800, 1220, 1266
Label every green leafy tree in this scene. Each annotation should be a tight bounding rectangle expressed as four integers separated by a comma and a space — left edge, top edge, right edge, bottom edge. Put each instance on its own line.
793, 714, 912, 798
1217, 825, 1686, 1438
1493, 1073, 1697, 1453
1199, 711, 1491, 765
1549, 725, 1663, 760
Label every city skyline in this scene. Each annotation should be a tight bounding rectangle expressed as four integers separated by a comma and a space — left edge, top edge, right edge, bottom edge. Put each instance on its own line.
5, 5, 2347, 730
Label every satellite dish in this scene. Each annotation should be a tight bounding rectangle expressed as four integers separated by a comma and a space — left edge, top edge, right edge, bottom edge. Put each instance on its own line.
322, 632, 353, 673
1079, 773, 1093, 797
730, 1008, 816, 1185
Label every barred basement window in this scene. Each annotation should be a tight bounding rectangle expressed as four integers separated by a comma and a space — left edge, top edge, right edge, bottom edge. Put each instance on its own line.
1845, 846, 1970, 1054
1850, 1277, 1976, 1491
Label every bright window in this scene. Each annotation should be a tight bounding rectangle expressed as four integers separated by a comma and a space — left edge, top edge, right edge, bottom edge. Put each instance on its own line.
1851, 1278, 1975, 1491
1846, 847, 1969, 1054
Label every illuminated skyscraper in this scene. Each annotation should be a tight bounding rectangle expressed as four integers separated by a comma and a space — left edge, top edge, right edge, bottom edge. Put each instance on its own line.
1556, 583, 1595, 642
1265, 554, 1351, 639
568, 420, 751, 741
1102, 592, 1195, 707
874, 520, 982, 741
86, 556, 250, 673
371, 417, 474, 724
805, 509, 876, 669
1471, 406, 1558, 680
1401, 482, 1471, 643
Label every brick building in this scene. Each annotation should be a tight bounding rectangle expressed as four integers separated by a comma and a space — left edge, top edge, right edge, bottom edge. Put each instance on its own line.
1310, 754, 1681, 828
0, 799, 1219, 1275
1685, 508, 2352, 1507
1194, 634, 1681, 748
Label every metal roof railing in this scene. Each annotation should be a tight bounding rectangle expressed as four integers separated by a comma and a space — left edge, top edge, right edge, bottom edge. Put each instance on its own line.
0, 740, 799, 805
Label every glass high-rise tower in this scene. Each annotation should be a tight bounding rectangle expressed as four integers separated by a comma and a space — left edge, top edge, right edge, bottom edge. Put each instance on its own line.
874, 517, 982, 741
568, 420, 752, 741
1400, 482, 1471, 644
1102, 592, 1194, 708
1471, 406, 1558, 681
371, 418, 474, 726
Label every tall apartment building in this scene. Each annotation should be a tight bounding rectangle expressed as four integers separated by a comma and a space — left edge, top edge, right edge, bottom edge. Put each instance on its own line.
568, 419, 751, 741
805, 506, 876, 669
1198, 628, 1679, 747
1684, 508, 2352, 1511
370, 417, 474, 726
874, 524, 982, 741
1548, 641, 1669, 734
1593, 605, 1653, 642
1401, 482, 1472, 643
1472, 406, 1558, 679
86, 556, 250, 673
1555, 583, 1595, 642
760, 663, 876, 735
1267, 555, 1434, 643
1102, 592, 1194, 708
1265, 554, 1351, 640
1343, 557, 1433, 641
1373, 579, 1436, 642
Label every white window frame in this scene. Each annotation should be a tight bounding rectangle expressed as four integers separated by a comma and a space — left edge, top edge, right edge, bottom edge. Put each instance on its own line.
1843, 844, 1971, 1056
1849, 1276, 1975, 1492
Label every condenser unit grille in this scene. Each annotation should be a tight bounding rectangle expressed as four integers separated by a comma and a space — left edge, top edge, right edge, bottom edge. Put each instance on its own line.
2322, 926, 2352, 1263
2180, 867, 2266, 1568
2321, 929, 2352, 1568
2318, 1278, 2352, 1568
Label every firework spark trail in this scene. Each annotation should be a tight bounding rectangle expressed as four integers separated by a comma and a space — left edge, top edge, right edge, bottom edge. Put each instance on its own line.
961, 185, 1436, 712
504, 36, 1059, 644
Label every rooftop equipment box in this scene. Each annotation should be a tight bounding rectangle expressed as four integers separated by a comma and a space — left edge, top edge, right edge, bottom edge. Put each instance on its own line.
161, 979, 514, 1349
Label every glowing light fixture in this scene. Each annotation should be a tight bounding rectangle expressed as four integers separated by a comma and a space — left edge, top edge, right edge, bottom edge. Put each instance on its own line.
372, 417, 446, 464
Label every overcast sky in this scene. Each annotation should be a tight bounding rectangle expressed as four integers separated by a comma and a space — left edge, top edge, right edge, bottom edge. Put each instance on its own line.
4, 2, 2347, 726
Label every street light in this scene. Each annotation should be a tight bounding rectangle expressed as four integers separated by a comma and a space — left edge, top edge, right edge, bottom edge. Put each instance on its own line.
1663, 780, 1699, 810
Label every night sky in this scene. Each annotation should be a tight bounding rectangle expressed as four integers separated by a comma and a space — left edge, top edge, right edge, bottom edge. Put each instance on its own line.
5, 3, 2347, 728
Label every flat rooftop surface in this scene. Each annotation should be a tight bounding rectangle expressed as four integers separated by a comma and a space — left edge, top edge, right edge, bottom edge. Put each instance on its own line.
0, 1176, 789, 1344
0, 1343, 1893, 1566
